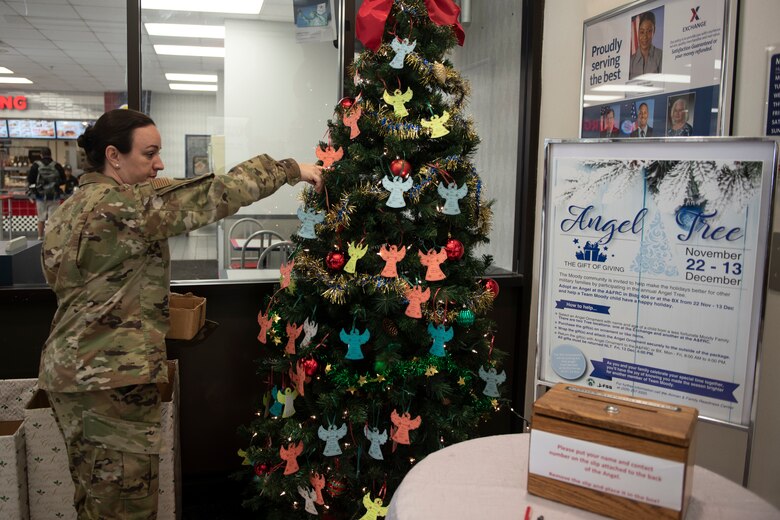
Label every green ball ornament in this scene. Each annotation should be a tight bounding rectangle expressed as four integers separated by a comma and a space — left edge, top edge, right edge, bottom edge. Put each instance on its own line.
374, 360, 388, 372
457, 309, 475, 327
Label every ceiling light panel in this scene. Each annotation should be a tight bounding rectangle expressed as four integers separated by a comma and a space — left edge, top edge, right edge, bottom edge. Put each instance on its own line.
145, 23, 225, 39
142, 0, 264, 14
0, 67, 13, 74
169, 83, 218, 91
0, 77, 33, 84
165, 73, 218, 82
154, 45, 225, 57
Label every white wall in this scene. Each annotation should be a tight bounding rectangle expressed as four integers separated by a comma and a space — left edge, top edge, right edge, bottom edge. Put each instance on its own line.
150, 92, 216, 179
529, 0, 780, 507
451, 0, 521, 271
223, 19, 339, 215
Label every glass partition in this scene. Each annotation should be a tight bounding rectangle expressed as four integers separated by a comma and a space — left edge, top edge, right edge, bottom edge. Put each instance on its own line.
0, 0, 126, 238
140, 0, 341, 280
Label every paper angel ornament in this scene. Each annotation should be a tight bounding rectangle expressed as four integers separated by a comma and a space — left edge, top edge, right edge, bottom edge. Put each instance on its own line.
280, 259, 294, 289
382, 175, 413, 208
389, 37, 416, 68
297, 207, 325, 239
364, 425, 388, 460
390, 409, 422, 445
280, 441, 304, 475
421, 110, 450, 138
310, 472, 326, 505
427, 322, 454, 357
359, 492, 389, 520
289, 361, 308, 396
285, 322, 303, 355
315, 145, 343, 168
298, 486, 319, 515
269, 385, 283, 417
344, 241, 369, 274
404, 284, 430, 319
383, 87, 413, 118
257, 310, 273, 344
478, 366, 506, 397
437, 182, 468, 215
278, 387, 300, 418
300, 317, 319, 349
343, 105, 362, 139
340, 327, 371, 360
418, 248, 447, 281
379, 244, 406, 277
317, 423, 348, 456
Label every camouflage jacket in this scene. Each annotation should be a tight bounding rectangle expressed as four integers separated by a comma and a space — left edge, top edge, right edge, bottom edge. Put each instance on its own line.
39, 155, 301, 392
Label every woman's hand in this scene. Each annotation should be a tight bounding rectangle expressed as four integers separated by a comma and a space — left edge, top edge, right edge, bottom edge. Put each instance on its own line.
298, 163, 324, 193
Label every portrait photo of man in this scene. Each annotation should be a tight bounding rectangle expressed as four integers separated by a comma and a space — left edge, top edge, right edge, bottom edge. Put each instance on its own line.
629, 10, 663, 79
629, 102, 653, 137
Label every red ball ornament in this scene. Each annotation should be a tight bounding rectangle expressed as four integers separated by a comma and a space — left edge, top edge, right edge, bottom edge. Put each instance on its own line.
326, 251, 346, 271
390, 159, 412, 178
302, 357, 319, 376
444, 238, 464, 261
326, 476, 348, 497
484, 278, 500, 298
339, 97, 355, 109
254, 462, 269, 477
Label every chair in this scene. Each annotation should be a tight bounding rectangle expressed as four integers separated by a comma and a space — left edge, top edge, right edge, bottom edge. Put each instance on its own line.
239, 230, 286, 269
256, 240, 295, 269
226, 218, 263, 268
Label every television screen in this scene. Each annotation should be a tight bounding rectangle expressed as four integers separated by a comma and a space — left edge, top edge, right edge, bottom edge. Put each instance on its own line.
0, 120, 7, 138
55, 120, 90, 139
7, 119, 56, 138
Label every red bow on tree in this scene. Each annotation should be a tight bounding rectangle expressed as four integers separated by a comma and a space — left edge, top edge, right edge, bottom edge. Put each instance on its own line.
356, 0, 465, 52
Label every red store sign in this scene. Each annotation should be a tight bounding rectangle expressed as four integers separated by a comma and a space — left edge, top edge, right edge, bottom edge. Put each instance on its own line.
0, 95, 28, 110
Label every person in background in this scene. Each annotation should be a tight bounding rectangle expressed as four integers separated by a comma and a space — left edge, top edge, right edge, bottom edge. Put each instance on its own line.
629, 102, 653, 137
667, 97, 693, 136
61, 164, 78, 197
38, 108, 323, 519
599, 107, 620, 137
27, 147, 65, 240
629, 11, 662, 79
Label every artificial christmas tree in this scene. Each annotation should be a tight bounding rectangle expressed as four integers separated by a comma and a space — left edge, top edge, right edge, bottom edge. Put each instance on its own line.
239, 1, 507, 517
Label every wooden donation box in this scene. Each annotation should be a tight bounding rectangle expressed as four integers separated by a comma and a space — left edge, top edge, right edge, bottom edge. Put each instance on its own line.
528, 384, 698, 520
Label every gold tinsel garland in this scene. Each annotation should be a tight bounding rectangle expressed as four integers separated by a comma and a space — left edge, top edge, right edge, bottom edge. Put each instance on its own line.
293, 252, 409, 305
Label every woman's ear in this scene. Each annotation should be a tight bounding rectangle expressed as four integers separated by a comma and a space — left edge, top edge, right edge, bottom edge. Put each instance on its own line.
105, 145, 120, 165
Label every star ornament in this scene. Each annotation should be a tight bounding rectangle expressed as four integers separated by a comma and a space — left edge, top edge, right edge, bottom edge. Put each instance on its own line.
347, 386, 358, 395
491, 399, 499, 410
325, 363, 333, 374
375, 374, 386, 383
358, 375, 368, 386
425, 366, 439, 377
273, 336, 282, 346
457, 376, 466, 386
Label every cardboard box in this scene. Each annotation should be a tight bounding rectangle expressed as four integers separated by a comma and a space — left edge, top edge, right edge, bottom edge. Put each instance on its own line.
0, 420, 29, 520
167, 292, 206, 340
24, 391, 77, 520
0, 378, 38, 422
528, 383, 698, 520
24, 360, 181, 519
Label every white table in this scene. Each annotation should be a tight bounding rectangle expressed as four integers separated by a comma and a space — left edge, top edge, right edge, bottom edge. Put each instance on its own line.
388, 434, 780, 520
221, 268, 281, 281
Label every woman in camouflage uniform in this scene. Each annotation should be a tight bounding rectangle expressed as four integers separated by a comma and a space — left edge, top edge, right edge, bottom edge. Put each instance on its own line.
38, 109, 323, 519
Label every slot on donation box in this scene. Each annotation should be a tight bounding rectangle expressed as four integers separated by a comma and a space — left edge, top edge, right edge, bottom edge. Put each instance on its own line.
528, 383, 698, 520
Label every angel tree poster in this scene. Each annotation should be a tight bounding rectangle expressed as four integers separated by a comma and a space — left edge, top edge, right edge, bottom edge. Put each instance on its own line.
538, 140, 776, 426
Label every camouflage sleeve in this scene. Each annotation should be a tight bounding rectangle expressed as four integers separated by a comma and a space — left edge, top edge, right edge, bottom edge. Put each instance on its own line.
134, 154, 301, 241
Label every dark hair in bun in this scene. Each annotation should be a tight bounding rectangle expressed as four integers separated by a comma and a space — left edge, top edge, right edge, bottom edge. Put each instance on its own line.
78, 109, 155, 172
